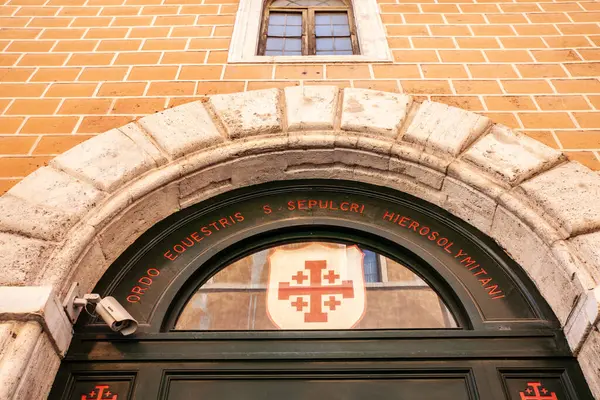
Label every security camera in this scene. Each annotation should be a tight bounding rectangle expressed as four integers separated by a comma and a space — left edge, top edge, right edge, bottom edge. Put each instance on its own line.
94, 297, 138, 336
63, 283, 138, 336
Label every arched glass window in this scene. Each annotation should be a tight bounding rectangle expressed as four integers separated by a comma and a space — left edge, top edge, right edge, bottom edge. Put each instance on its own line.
258, 0, 359, 56
174, 241, 457, 330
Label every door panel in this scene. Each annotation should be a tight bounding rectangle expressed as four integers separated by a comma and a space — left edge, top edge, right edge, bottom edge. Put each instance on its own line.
51, 359, 594, 400
164, 376, 474, 400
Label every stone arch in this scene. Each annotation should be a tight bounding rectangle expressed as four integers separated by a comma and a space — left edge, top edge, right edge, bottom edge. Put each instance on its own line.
0, 86, 599, 399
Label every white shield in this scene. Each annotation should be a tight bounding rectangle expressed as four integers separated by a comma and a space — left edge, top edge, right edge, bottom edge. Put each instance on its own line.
267, 243, 366, 329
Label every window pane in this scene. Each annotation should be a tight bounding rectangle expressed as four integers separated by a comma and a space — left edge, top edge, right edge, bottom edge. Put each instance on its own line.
315, 25, 332, 37
266, 37, 284, 51
175, 242, 458, 330
334, 37, 351, 51
285, 25, 302, 36
267, 25, 285, 36
284, 38, 302, 51
333, 24, 349, 36
315, 13, 331, 25
331, 13, 348, 24
269, 13, 286, 25
316, 38, 333, 51
286, 13, 302, 25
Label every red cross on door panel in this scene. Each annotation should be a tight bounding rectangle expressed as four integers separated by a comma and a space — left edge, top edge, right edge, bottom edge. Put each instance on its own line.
81, 385, 117, 400
267, 243, 366, 329
519, 382, 558, 400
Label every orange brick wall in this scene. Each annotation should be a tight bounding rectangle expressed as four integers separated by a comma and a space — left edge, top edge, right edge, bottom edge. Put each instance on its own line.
0, 0, 599, 194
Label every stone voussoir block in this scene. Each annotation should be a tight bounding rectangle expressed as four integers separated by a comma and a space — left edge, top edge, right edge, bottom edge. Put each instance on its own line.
355, 135, 395, 155
119, 122, 169, 166
491, 206, 582, 324
51, 128, 160, 193
353, 167, 447, 208
388, 157, 446, 190
498, 189, 568, 244
390, 142, 452, 174
442, 176, 497, 235
567, 230, 600, 285
179, 162, 234, 199
551, 240, 596, 291
8, 166, 106, 218
0, 194, 77, 242
334, 147, 390, 171
340, 88, 412, 138
233, 135, 289, 158
516, 161, 600, 237
447, 161, 507, 200
459, 125, 563, 188
403, 100, 491, 159
285, 86, 339, 131
285, 149, 337, 168
564, 286, 600, 353
137, 101, 224, 159
209, 88, 283, 139
229, 153, 289, 187
0, 233, 55, 286
97, 183, 181, 265
54, 237, 107, 297
288, 132, 336, 149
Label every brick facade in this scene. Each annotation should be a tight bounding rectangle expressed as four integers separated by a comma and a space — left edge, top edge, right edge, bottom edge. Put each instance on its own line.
0, 0, 599, 194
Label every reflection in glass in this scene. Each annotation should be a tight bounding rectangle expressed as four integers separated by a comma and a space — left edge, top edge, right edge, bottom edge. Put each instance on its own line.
175, 242, 458, 330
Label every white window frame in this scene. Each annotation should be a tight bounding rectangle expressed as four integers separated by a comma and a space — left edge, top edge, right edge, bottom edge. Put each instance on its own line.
228, 0, 393, 63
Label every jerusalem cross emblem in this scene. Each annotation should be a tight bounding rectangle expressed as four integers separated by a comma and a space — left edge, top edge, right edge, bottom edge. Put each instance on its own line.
519, 382, 558, 400
81, 385, 117, 400
267, 243, 366, 329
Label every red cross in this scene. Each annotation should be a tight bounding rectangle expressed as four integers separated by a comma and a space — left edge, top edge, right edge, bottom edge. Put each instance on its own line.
324, 296, 341, 310
519, 382, 558, 400
279, 260, 354, 323
291, 297, 308, 311
323, 270, 339, 284
292, 271, 308, 284
81, 385, 117, 400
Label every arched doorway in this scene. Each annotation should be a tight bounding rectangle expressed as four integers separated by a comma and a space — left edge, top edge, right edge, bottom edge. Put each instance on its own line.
1, 87, 599, 399
50, 180, 593, 399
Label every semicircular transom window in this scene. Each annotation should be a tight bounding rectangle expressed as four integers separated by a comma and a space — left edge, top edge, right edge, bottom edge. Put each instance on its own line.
175, 242, 458, 330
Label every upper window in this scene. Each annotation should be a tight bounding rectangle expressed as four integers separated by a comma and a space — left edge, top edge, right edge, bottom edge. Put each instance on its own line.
174, 242, 457, 331
228, 0, 391, 63
259, 0, 359, 56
